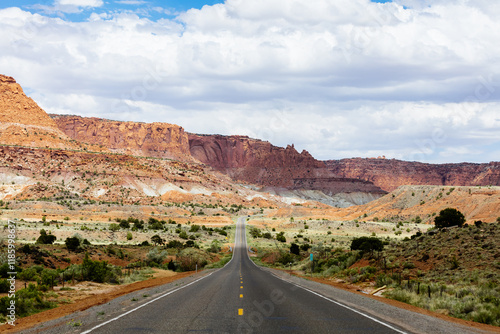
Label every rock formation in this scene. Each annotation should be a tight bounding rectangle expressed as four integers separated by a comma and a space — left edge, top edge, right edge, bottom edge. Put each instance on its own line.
52, 115, 192, 161
326, 158, 500, 192
188, 134, 386, 205
0, 75, 80, 149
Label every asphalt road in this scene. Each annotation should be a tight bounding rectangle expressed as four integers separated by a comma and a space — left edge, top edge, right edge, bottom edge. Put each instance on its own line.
76, 217, 406, 334
26, 217, 492, 334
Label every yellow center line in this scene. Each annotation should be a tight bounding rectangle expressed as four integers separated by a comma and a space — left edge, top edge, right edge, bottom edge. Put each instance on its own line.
240, 286, 243, 289
238, 309, 243, 316
240, 294, 243, 298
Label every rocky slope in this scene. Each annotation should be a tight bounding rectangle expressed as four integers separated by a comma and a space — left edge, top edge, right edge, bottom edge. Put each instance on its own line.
0, 144, 297, 210
0, 75, 87, 150
326, 158, 500, 192
340, 185, 500, 224
52, 115, 192, 161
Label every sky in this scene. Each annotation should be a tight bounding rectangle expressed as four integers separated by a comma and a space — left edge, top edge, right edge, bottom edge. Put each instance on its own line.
1, 0, 499, 163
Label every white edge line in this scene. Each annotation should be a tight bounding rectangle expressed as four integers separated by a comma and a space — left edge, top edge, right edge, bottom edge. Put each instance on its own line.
242, 218, 408, 334
81, 218, 242, 334
80, 272, 214, 334
275, 274, 408, 334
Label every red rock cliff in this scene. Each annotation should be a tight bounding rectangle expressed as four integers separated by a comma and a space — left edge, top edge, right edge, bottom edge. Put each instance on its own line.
326, 158, 500, 192
52, 115, 192, 161
188, 134, 384, 194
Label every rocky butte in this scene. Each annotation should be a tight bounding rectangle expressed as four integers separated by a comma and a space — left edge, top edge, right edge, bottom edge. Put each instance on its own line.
326, 158, 500, 192
52, 115, 192, 161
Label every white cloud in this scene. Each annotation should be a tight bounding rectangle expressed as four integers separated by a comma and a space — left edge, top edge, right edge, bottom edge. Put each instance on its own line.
0, 0, 499, 163
55, 0, 103, 7
115, 0, 148, 5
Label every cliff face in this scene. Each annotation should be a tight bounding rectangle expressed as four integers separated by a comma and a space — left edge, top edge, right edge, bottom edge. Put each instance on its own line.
189, 134, 324, 187
326, 158, 500, 192
52, 115, 192, 161
189, 134, 323, 169
188, 134, 386, 197
0, 75, 81, 150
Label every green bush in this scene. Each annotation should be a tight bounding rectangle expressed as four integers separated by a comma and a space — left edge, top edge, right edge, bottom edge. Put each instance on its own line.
350, 237, 384, 254
146, 248, 168, 266
276, 232, 286, 243
65, 237, 81, 251
0, 279, 9, 293
36, 229, 56, 244
434, 208, 465, 228
290, 243, 300, 255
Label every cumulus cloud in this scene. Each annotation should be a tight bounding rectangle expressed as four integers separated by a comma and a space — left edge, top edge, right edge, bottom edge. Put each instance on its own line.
56, 0, 103, 7
0, 0, 499, 163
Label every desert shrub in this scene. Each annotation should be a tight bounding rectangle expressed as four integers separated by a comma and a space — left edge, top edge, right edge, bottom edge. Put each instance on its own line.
134, 220, 144, 230
167, 259, 176, 271
189, 225, 200, 232
179, 231, 188, 239
65, 237, 81, 251
18, 267, 39, 281
80, 253, 119, 283
40, 269, 59, 287
290, 243, 300, 255
0, 283, 56, 318
216, 228, 227, 236
148, 219, 164, 230
350, 237, 384, 254
276, 232, 286, 243
278, 252, 294, 265
167, 240, 184, 249
300, 244, 311, 251
177, 248, 210, 271
151, 234, 165, 246
208, 240, 221, 253
249, 227, 261, 238
36, 229, 57, 245
434, 208, 465, 228
0, 279, 9, 293
119, 220, 130, 229
109, 223, 120, 232
146, 248, 168, 266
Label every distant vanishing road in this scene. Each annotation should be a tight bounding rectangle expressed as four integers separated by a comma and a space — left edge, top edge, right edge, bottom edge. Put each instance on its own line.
27, 217, 492, 334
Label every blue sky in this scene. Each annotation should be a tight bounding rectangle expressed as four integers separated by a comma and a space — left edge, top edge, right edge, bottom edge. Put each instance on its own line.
1, 0, 499, 163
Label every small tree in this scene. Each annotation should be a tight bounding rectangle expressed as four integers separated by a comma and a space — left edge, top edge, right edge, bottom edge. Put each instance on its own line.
36, 229, 56, 244
350, 237, 383, 255
434, 208, 465, 228
151, 234, 165, 246
119, 220, 130, 229
65, 237, 81, 251
290, 243, 300, 255
276, 232, 286, 243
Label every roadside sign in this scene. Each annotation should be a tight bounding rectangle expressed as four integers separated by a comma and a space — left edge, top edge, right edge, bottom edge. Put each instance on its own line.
310, 253, 313, 262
